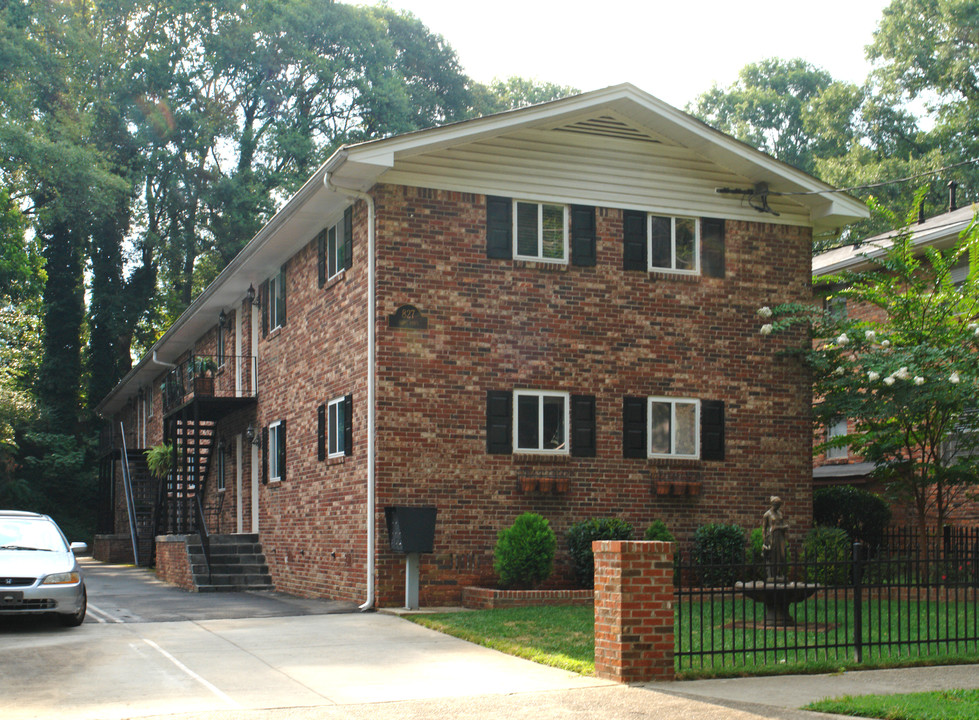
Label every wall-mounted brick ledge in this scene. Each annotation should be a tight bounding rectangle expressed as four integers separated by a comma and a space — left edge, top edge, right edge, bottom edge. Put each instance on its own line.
462, 586, 594, 610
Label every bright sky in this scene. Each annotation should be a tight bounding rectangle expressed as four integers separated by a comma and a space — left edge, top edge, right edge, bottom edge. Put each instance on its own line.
360, 0, 894, 110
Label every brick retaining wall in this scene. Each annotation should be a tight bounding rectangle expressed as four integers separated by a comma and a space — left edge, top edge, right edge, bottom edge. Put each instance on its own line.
154, 535, 194, 591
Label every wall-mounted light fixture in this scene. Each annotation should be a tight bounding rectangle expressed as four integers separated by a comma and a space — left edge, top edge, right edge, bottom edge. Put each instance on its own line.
246, 284, 260, 306
245, 424, 262, 447
219, 309, 227, 328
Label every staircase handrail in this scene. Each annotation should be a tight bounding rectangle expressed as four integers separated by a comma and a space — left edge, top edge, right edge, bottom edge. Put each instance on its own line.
194, 490, 212, 583
119, 422, 140, 566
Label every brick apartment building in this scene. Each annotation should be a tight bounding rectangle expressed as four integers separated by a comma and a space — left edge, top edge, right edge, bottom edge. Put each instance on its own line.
95, 84, 867, 607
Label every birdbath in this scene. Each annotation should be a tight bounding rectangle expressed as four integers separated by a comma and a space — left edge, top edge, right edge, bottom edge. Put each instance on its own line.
736, 496, 818, 625
735, 579, 819, 625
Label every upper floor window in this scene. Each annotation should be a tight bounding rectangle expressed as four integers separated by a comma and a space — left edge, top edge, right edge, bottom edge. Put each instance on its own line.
514, 389, 569, 454
269, 267, 286, 331
649, 215, 698, 274
826, 417, 848, 460
318, 207, 353, 287
514, 201, 568, 263
649, 397, 700, 459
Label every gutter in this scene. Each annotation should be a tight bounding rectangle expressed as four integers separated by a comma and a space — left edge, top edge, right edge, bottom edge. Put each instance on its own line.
151, 350, 177, 369
325, 172, 376, 612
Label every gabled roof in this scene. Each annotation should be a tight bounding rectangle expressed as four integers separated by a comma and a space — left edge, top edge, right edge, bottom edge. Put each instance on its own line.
97, 83, 869, 418
813, 203, 979, 277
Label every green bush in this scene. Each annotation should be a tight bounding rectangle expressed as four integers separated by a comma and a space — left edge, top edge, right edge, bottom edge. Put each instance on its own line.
494, 513, 556, 589
566, 517, 633, 588
643, 520, 675, 543
813, 485, 891, 549
803, 526, 851, 584
693, 523, 746, 586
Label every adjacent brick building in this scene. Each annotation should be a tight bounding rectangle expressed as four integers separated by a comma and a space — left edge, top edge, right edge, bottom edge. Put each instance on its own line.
96, 84, 867, 606
812, 194, 979, 526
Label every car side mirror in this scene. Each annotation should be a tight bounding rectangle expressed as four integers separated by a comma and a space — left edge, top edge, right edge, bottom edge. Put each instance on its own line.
70, 542, 89, 555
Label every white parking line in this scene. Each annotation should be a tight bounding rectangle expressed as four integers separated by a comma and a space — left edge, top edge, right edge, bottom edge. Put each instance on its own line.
143, 638, 241, 709
86, 602, 124, 623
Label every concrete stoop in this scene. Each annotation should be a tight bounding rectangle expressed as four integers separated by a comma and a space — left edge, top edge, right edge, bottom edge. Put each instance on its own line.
187, 533, 274, 592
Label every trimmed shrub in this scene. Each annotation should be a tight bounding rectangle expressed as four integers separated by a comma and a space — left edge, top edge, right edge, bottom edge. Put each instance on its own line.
803, 526, 851, 584
494, 513, 556, 589
644, 520, 675, 543
813, 485, 891, 549
566, 517, 633, 588
693, 523, 746, 586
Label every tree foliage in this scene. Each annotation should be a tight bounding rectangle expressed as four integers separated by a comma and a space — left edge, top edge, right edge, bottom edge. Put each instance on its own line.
759, 202, 979, 543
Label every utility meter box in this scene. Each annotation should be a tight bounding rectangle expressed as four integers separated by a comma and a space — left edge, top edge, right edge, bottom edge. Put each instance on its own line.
384, 506, 437, 554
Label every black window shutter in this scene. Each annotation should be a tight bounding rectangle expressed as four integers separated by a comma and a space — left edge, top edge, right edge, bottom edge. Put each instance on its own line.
570, 205, 597, 267
701, 218, 725, 278
343, 393, 353, 456
317, 230, 326, 287
622, 210, 647, 271
262, 426, 269, 484
486, 196, 512, 259
279, 420, 287, 481
343, 206, 353, 271
701, 400, 725, 461
317, 404, 326, 461
622, 396, 647, 458
570, 395, 596, 457
279, 264, 287, 327
486, 390, 512, 454
260, 280, 269, 337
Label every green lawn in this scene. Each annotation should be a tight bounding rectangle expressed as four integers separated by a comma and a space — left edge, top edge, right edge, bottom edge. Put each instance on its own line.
407, 600, 979, 680
805, 689, 979, 720
407, 605, 595, 674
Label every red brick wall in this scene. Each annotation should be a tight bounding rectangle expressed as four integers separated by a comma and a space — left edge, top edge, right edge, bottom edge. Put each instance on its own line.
154, 535, 194, 590
372, 184, 814, 606
594, 540, 675, 682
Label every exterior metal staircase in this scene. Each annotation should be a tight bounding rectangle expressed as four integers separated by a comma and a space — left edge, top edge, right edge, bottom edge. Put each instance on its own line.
126, 450, 158, 566
187, 534, 273, 592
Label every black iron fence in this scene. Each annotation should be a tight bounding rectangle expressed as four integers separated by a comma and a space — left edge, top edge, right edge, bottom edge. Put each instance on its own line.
675, 527, 979, 674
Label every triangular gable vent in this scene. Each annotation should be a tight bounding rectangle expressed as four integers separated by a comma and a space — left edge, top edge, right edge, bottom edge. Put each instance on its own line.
552, 114, 665, 144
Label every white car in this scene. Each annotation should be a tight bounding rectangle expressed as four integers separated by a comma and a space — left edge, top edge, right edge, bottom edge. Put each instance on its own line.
0, 511, 87, 626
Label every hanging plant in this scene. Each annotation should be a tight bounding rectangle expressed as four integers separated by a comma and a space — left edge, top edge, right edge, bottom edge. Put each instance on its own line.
145, 443, 178, 479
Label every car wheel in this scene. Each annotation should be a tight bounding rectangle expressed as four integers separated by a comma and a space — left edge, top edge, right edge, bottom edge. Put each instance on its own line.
59, 587, 87, 627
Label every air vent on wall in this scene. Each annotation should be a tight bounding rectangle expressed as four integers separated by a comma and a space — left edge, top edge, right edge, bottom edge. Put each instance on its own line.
553, 115, 662, 143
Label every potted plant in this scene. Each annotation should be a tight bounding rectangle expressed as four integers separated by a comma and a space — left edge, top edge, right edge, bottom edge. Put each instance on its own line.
192, 356, 217, 395
145, 443, 178, 479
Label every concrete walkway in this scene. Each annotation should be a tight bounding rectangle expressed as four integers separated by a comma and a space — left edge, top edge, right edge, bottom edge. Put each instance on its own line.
9, 559, 972, 720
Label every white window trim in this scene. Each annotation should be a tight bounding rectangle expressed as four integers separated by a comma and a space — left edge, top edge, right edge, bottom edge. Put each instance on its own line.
268, 420, 283, 482
328, 396, 345, 458
648, 396, 700, 459
512, 200, 569, 264
327, 218, 345, 281
269, 270, 285, 331
513, 389, 570, 455
826, 417, 849, 460
648, 215, 700, 275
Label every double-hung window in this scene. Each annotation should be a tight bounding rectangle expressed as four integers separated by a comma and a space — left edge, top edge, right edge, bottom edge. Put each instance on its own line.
327, 218, 346, 280
826, 417, 848, 460
514, 201, 568, 262
328, 397, 346, 458
514, 390, 569, 454
650, 215, 699, 273
268, 268, 286, 330
268, 420, 285, 482
649, 397, 700, 459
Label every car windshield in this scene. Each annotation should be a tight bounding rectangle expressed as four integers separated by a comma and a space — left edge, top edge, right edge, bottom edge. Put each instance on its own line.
0, 518, 68, 552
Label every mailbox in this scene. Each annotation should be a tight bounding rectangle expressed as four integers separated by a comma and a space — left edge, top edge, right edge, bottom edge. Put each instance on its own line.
385, 506, 437, 554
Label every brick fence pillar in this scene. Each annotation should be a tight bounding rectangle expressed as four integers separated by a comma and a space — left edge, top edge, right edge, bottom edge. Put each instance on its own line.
593, 540, 675, 682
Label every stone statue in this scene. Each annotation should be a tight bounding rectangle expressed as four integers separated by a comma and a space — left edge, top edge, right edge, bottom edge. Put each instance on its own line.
762, 496, 788, 581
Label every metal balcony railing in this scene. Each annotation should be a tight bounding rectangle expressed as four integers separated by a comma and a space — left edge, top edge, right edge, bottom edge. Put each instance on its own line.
162, 354, 257, 415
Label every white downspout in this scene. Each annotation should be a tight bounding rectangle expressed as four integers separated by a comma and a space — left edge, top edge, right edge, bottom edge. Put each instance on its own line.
151, 350, 177, 369
326, 174, 376, 612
